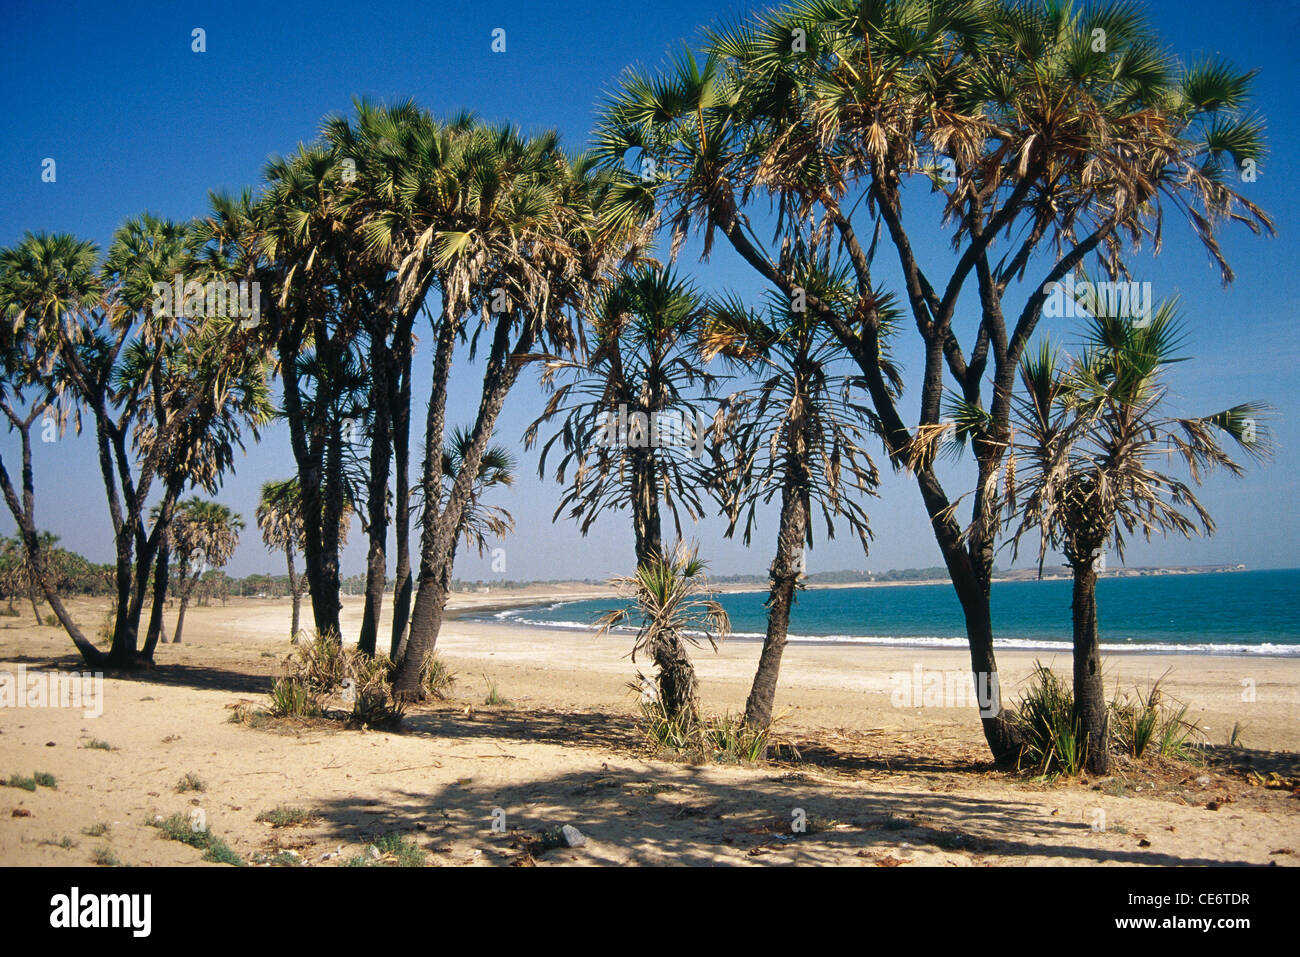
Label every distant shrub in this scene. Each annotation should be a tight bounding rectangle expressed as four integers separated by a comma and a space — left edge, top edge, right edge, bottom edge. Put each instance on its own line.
481, 675, 513, 708
175, 772, 206, 793
91, 846, 121, 867
255, 806, 318, 828
151, 813, 244, 866
346, 832, 425, 867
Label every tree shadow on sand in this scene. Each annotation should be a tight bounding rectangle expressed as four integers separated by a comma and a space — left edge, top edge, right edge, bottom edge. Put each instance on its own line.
293, 762, 1263, 867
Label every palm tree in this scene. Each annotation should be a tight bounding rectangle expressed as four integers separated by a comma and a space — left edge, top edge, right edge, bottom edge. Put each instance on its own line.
527, 265, 718, 565
439, 426, 516, 569
594, 0, 1274, 763
170, 499, 244, 644
256, 143, 365, 644
526, 265, 719, 718
596, 542, 729, 728
391, 125, 647, 698
703, 275, 881, 732
0, 232, 112, 665
1003, 298, 1269, 773
256, 478, 351, 641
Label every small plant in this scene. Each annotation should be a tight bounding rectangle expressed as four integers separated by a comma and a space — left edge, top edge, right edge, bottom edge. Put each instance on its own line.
481, 675, 513, 708
0, 606, 19, 617
83, 739, 114, 751
151, 813, 244, 865
704, 712, 779, 764
175, 772, 206, 793
40, 835, 77, 849
201, 836, 245, 866
421, 652, 457, 699
83, 822, 111, 838
348, 653, 404, 729
268, 676, 321, 718
637, 695, 697, 752
153, 813, 209, 849
33, 771, 56, 789
1109, 674, 1205, 762
91, 846, 121, 867
1011, 664, 1086, 776
634, 698, 796, 763
344, 832, 426, 868
255, 806, 318, 828
44, 613, 57, 627
5, 774, 37, 791
1227, 721, 1246, 749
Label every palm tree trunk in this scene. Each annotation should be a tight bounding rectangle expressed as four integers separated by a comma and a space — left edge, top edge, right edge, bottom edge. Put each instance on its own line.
1072, 552, 1109, 774
278, 326, 343, 643
914, 461, 1022, 763
744, 477, 806, 731
389, 312, 415, 659
172, 597, 190, 645
173, 573, 199, 644
0, 422, 109, 667
652, 633, 699, 726
394, 315, 530, 698
28, 583, 41, 626
630, 445, 662, 567
141, 539, 170, 661
286, 548, 301, 640
359, 331, 394, 657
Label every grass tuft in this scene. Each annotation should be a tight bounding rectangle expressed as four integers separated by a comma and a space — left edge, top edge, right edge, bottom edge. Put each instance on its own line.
91, 846, 121, 867
255, 806, 318, 828
175, 772, 206, 793
151, 813, 245, 865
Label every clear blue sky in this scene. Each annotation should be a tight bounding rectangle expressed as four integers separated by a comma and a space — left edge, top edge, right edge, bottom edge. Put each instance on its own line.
2, 0, 1297, 581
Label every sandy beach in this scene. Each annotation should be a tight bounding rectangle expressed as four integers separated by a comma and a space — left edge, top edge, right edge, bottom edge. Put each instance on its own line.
1, 591, 1296, 866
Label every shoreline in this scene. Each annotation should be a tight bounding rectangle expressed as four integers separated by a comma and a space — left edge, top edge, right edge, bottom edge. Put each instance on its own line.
449, 587, 1300, 661
2, 593, 1295, 867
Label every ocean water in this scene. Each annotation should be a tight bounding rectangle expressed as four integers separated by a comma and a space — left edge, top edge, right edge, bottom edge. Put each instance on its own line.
481, 568, 1300, 657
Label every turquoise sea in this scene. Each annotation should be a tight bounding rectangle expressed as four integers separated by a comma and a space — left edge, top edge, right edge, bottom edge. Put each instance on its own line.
481, 568, 1300, 657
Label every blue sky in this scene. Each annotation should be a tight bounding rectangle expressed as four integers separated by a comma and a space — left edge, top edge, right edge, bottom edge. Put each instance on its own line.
2, 0, 1297, 581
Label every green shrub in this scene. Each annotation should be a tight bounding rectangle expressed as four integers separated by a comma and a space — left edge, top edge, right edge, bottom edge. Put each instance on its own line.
1109, 675, 1205, 762
268, 676, 321, 718
151, 813, 244, 865
421, 653, 457, 699
1011, 664, 1086, 776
